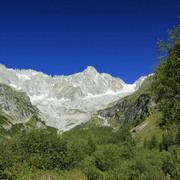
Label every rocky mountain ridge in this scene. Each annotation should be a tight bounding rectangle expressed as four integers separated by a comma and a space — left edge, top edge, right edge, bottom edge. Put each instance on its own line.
0, 64, 126, 99
0, 64, 150, 131
0, 83, 47, 137
0, 83, 39, 122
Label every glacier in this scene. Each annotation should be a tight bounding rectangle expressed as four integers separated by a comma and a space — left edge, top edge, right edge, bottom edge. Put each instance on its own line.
0, 64, 147, 131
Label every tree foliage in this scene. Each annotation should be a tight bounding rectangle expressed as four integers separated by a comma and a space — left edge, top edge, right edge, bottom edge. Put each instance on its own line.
152, 24, 180, 129
1, 125, 180, 179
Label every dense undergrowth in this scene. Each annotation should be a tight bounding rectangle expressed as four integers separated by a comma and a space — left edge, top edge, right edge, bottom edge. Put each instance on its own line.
0, 124, 180, 180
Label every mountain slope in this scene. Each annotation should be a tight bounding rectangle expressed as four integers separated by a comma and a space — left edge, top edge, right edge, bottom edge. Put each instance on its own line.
96, 76, 155, 128
0, 83, 39, 122
0, 83, 59, 137
0, 64, 149, 131
132, 112, 163, 144
0, 83, 47, 137
0, 110, 23, 137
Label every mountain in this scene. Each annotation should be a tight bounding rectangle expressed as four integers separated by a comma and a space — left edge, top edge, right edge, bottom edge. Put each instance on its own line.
0, 64, 149, 132
97, 89, 156, 129
0, 83, 39, 122
0, 83, 46, 137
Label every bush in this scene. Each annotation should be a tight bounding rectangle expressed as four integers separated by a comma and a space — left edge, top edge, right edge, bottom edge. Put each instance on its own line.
93, 144, 121, 172
80, 156, 106, 180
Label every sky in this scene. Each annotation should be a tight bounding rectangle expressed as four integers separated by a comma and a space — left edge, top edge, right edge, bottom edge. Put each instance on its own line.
0, 0, 179, 83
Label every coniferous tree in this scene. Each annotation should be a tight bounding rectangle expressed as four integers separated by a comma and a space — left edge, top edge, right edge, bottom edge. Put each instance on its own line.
143, 138, 147, 149
148, 135, 158, 150
162, 133, 169, 151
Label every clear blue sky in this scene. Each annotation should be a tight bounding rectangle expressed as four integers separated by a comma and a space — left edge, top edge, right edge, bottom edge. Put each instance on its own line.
0, 0, 179, 83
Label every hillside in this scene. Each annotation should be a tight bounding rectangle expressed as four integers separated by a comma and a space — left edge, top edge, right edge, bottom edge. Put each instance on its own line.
132, 112, 163, 144
96, 76, 155, 128
0, 83, 57, 137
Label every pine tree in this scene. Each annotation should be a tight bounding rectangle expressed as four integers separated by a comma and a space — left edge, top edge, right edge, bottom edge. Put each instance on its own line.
148, 135, 157, 150
143, 138, 147, 149
162, 133, 169, 151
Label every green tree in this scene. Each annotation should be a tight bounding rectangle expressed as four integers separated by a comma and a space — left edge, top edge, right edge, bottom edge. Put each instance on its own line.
86, 132, 97, 155
148, 135, 158, 150
175, 128, 180, 145
161, 133, 169, 151
152, 24, 180, 129
161, 132, 175, 151
143, 138, 147, 149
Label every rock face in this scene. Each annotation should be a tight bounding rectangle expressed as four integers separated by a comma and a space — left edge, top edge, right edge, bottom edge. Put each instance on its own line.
0, 83, 39, 122
0, 64, 150, 131
98, 77, 155, 127
0, 64, 125, 100
98, 92, 156, 126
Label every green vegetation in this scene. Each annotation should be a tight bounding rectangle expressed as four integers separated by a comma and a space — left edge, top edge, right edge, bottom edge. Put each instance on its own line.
84, 116, 105, 127
0, 124, 180, 179
152, 25, 180, 130
134, 112, 163, 143
25, 115, 46, 128
0, 110, 23, 137
0, 110, 57, 138
109, 117, 121, 128
98, 90, 154, 130
121, 90, 150, 102
0, 83, 39, 118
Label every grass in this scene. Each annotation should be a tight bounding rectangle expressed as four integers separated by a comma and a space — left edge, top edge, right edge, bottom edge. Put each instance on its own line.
0, 110, 57, 137
45, 126, 58, 134
25, 169, 87, 180
25, 118, 37, 128
0, 112, 24, 136
0, 110, 14, 122
0, 110, 14, 137
66, 123, 75, 127
13, 168, 87, 180
83, 116, 105, 127
134, 111, 163, 145
120, 90, 150, 102
109, 118, 121, 128
59, 169, 87, 180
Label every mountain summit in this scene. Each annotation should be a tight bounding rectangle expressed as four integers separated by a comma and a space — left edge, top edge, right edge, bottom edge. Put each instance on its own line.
83, 66, 98, 75
0, 64, 125, 99
0, 64, 147, 131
